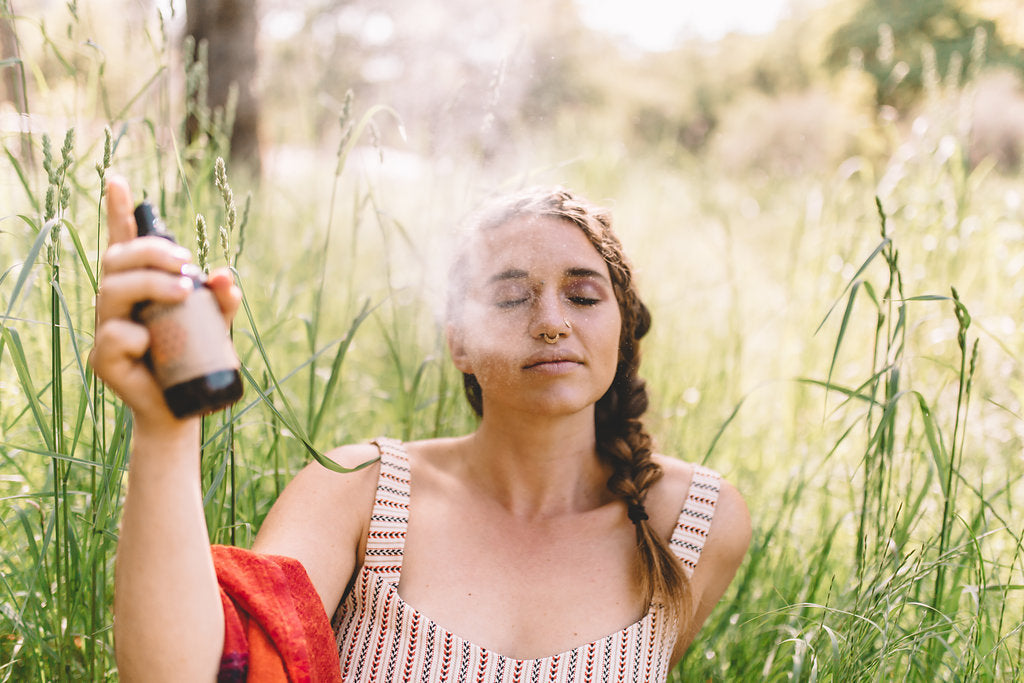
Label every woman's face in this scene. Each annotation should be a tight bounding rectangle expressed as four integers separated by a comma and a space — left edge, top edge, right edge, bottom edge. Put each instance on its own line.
448, 214, 622, 418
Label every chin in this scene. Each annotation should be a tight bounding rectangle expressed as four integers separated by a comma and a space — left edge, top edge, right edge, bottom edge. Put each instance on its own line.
523, 391, 602, 418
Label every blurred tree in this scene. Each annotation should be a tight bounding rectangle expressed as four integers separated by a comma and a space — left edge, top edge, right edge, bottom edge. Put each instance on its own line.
259, 0, 525, 159
185, 0, 261, 174
826, 0, 1024, 110
518, 0, 602, 123
0, 1, 22, 105
0, 0, 29, 161
253, 0, 359, 146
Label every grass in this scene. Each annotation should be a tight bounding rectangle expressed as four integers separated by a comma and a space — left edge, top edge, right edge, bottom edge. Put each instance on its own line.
2, 3, 1023, 681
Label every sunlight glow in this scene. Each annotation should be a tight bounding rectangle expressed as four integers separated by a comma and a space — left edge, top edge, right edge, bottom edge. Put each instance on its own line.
575, 0, 792, 50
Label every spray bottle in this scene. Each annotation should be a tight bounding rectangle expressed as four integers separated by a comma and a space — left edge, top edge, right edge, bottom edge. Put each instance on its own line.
131, 201, 243, 418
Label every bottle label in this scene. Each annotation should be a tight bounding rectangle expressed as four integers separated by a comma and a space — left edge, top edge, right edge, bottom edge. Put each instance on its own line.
137, 286, 240, 389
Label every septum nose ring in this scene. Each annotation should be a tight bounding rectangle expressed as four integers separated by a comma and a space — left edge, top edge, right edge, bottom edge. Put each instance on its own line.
542, 319, 571, 344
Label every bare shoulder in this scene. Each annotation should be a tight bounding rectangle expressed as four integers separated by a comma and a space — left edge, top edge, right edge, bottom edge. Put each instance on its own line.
251, 443, 382, 612
403, 435, 466, 467
649, 453, 751, 558
651, 454, 752, 660
276, 443, 382, 506
704, 476, 752, 566
254, 443, 381, 546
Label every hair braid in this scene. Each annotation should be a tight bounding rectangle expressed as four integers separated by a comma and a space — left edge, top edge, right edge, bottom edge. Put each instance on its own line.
593, 322, 690, 625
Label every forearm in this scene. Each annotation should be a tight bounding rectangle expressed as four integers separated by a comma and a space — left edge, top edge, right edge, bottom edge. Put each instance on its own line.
114, 419, 223, 682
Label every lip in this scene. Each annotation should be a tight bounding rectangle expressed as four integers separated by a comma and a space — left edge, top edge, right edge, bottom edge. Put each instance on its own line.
522, 352, 584, 370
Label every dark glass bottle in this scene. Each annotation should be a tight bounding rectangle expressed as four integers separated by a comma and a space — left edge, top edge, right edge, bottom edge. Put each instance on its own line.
132, 201, 243, 418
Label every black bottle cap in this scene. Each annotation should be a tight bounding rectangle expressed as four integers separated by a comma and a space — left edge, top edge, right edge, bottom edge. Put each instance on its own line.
134, 201, 176, 243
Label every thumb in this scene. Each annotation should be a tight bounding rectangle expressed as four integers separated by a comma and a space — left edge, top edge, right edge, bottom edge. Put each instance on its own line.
106, 175, 138, 246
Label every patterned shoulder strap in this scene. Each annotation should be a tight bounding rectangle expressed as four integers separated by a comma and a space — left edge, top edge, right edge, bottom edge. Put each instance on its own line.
668, 464, 721, 577
363, 437, 412, 585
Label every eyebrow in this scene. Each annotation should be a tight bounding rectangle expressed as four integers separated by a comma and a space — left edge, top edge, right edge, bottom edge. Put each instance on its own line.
487, 267, 610, 284
565, 267, 610, 282
488, 269, 529, 283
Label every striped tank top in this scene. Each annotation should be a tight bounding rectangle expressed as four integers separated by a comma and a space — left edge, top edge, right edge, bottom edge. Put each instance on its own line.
332, 438, 721, 682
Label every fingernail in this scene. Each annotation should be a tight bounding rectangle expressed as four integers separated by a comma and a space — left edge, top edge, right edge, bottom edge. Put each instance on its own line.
171, 246, 192, 261
178, 276, 196, 292
180, 263, 204, 279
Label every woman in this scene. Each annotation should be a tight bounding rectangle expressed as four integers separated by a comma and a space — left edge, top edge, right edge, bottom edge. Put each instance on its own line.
91, 178, 750, 682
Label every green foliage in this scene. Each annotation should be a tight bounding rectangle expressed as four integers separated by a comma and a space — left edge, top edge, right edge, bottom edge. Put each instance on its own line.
1, 2, 1022, 681
827, 0, 1024, 109
0, 4, 419, 678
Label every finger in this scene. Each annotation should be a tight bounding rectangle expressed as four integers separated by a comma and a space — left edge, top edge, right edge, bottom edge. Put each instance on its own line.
89, 319, 165, 406
90, 313, 194, 426
106, 176, 138, 245
101, 236, 192, 276
96, 270, 195, 323
91, 317, 151, 366
206, 268, 242, 322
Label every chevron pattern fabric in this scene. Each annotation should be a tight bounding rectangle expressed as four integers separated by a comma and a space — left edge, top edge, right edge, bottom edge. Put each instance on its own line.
333, 438, 721, 682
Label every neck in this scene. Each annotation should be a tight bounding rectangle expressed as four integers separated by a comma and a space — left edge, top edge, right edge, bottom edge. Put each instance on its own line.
458, 407, 613, 518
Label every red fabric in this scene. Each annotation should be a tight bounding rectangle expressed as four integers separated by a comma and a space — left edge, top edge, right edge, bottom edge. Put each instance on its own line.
212, 545, 341, 682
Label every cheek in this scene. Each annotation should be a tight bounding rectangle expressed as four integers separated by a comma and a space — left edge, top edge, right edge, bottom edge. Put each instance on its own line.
602, 311, 624, 357
464, 340, 513, 374
449, 316, 514, 376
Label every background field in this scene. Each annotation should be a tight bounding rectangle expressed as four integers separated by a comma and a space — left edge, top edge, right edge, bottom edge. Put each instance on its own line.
1, 0, 1022, 680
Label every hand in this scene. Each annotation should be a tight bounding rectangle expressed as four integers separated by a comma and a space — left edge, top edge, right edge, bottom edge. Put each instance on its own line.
88, 176, 242, 430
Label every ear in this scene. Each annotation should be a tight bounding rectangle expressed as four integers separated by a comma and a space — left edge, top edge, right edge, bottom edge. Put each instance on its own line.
446, 322, 473, 374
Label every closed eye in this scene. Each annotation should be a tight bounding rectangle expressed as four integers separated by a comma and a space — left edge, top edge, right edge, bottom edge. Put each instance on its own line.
495, 296, 530, 309
569, 296, 600, 306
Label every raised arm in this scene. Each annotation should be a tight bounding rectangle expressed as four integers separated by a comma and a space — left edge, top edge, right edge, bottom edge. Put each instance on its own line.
92, 178, 379, 680
90, 177, 240, 681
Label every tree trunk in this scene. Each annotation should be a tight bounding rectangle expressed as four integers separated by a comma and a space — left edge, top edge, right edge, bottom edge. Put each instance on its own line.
185, 0, 261, 175
1, 0, 31, 163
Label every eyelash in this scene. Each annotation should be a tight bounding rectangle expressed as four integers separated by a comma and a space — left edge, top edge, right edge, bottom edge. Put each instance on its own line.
496, 295, 600, 309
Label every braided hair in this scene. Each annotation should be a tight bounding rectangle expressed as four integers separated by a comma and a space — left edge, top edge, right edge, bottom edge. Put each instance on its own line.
449, 187, 690, 624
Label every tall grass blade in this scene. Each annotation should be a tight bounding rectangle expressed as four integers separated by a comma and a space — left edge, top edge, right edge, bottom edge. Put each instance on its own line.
701, 395, 747, 463
234, 280, 377, 474
2, 147, 39, 212
1, 327, 53, 452
814, 237, 890, 335
2, 217, 49, 324
310, 298, 374, 441
823, 280, 862, 412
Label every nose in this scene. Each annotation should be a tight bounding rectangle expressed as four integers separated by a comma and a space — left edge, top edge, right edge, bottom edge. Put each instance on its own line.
529, 290, 572, 343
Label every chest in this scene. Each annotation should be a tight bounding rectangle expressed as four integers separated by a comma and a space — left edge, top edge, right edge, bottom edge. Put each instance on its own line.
395, 493, 647, 660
